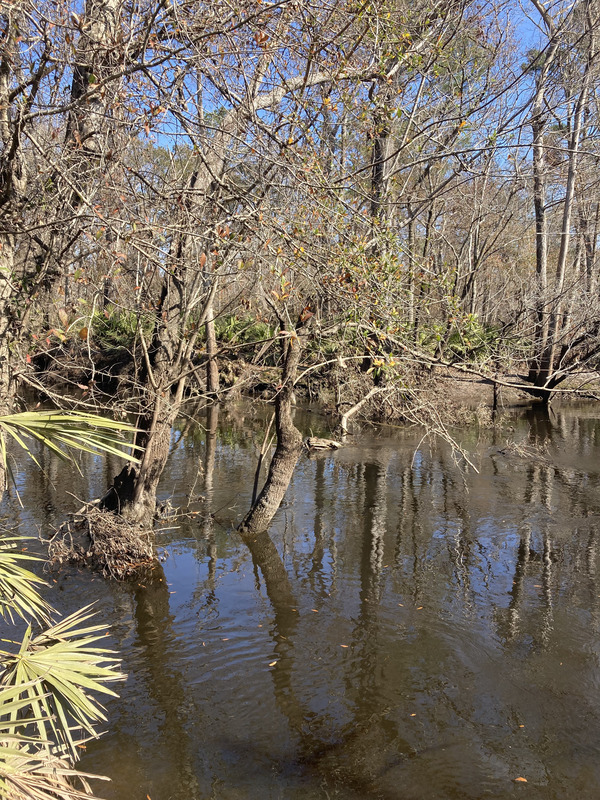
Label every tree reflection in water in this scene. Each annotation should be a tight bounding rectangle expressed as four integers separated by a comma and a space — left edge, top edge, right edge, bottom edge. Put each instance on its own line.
21, 401, 600, 799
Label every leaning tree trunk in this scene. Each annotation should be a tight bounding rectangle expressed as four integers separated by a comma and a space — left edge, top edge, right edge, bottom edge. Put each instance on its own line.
239, 317, 311, 536
100, 272, 191, 526
0, 10, 29, 498
100, 393, 182, 527
100, 251, 220, 527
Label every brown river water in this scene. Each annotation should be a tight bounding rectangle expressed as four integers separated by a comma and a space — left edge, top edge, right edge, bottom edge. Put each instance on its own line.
5, 400, 600, 799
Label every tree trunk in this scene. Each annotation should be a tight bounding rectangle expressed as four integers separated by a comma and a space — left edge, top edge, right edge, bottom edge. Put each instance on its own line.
406, 199, 416, 330
0, 236, 17, 498
239, 318, 310, 536
65, 0, 121, 160
205, 314, 220, 396
0, 236, 16, 412
100, 398, 179, 527
528, 110, 550, 386
101, 262, 219, 526
536, 82, 590, 391
100, 271, 190, 526
526, 33, 560, 389
0, 11, 27, 497
368, 79, 393, 251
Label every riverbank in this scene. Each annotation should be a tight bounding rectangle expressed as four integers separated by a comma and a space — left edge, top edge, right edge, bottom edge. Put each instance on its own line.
27, 338, 600, 429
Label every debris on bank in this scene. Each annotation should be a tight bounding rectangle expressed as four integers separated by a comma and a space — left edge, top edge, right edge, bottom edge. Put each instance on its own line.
48, 506, 156, 580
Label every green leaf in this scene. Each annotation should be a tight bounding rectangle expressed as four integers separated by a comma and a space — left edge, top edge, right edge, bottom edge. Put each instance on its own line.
0, 412, 141, 488
0, 539, 51, 625
0, 605, 124, 761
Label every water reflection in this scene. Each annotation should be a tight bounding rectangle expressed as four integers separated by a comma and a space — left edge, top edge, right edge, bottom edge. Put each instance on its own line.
8, 401, 600, 799
203, 403, 219, 597
131, 573, 204, 799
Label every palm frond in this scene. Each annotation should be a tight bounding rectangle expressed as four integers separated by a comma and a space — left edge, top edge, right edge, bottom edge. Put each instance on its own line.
0, 412, 131, 799
0, 678, 53, 741
0, 538, 51, 625
0, 750, 104, 800
0, 412, 141, 475
0, 606, 124, 762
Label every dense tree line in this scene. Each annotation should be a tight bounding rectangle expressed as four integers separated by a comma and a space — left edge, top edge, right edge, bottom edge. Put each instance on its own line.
2, 0, 600, 530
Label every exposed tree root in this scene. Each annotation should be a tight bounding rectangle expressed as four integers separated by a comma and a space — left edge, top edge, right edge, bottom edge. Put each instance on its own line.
48, 506, 156, 580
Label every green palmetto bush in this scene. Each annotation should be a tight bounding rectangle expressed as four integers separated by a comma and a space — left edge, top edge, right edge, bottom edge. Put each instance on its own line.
0, 411, 139, 799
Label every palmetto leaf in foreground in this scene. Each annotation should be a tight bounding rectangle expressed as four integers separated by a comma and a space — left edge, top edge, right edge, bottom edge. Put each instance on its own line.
0, 411, 141, 476
0, 750, 103, 800
0, 677, 105, 798
0, 538, 51, 625
0, 411, 133, 798
0, 605, 124, 762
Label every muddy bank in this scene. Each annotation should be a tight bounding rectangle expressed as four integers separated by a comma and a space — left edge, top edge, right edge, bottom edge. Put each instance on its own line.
26, 339, 598, 429
433, 366, 600, 411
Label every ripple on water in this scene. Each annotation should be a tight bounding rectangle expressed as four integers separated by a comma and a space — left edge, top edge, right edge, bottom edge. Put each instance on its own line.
13, 402, 600, 800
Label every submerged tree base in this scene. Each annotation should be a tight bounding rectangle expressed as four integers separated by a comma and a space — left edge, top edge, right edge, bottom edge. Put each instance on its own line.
48, 506, 156, 580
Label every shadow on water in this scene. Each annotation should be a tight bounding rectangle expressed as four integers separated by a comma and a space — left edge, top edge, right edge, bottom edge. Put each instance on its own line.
10, 399, 600, 799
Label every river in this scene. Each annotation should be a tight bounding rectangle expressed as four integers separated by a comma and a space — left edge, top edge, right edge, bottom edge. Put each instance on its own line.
6, 401, 600, 799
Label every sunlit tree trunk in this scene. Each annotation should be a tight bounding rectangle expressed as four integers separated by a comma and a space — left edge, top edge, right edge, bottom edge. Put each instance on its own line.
369, 80, 393, 238
0, 9, 28, 495
536, 40, 592, 390
205, 307, 220, 396
527, 35, 555, 389
239, 316, 311, 536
